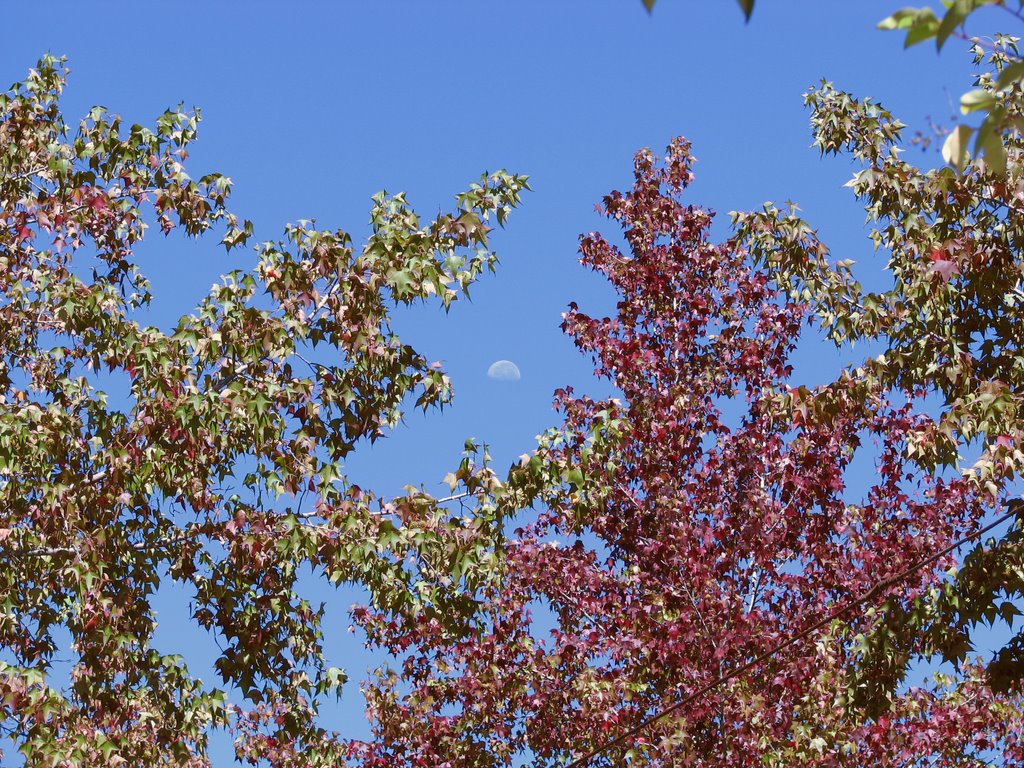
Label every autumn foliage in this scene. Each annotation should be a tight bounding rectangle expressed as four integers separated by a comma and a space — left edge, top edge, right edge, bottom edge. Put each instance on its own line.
353, 136, 1024, 766
7, 14, 1024, 767
0, 56, 525, 766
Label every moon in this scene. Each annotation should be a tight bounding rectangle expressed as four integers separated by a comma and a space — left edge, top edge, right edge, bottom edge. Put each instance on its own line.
487, 360, 521, 382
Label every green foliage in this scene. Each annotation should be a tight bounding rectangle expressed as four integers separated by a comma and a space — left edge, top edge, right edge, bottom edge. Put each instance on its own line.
877, 1, 1003, 50
0, 55, 527, 765
879, 1, 1024, 173
734, 27, 1024, 712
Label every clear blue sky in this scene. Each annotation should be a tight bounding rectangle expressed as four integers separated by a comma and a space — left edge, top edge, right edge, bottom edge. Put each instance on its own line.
1, 1, 1003, 762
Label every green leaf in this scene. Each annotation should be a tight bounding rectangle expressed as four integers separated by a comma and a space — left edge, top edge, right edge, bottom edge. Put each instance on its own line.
878, 7, 941, 46
960, 89, 997, 114
996, 59, 1024, 90
642, 0, 655, 10
905, 16, 940, 47
942, 124, 973, 171
936, 0, 969, 51
878, 7, 927, 30
737, 0, 754, 20
249, 392, 271, 415
975, 113, 1008, 175
809, 736, 828, 753
388, 269, 414, 297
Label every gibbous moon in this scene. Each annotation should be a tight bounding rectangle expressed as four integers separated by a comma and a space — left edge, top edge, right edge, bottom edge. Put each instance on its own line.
487, 360, 521, 382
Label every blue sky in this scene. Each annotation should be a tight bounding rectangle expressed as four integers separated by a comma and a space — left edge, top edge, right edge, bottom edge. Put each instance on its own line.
1, 0, 1011, 762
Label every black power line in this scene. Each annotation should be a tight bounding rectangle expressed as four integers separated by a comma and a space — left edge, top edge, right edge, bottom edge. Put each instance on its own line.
564, 503, 1022, 768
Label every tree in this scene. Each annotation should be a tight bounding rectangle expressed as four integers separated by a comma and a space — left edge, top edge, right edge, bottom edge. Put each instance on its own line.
353, 130, 1024, 764
0, 56, 528, 766
9, 7, 1024, 768
638, 0, 1024, 708
342, 5, 1024, 765
734, 27, 1024, 687
350, 18, 1024, 761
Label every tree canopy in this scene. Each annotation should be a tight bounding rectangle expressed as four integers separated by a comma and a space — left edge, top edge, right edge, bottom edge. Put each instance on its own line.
0, 55, 526, 766
7, 3, 1024, 767
354, 127, 1024, 765
348, 9, 1024, 767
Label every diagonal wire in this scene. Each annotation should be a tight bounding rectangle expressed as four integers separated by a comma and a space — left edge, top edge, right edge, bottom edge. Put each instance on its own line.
563, 502, 1022, 767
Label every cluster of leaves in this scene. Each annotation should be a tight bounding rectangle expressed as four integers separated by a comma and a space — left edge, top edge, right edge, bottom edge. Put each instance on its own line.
0, 56, 528, 766
353, 137, 1024, 766
347, 11, 1024, 765
734, 33, 1024, 694
876, 0, 1021, 171
343, 16, 1024, 766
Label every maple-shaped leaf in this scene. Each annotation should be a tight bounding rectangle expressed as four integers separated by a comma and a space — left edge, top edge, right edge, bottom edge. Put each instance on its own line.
928, 248, 959, 282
